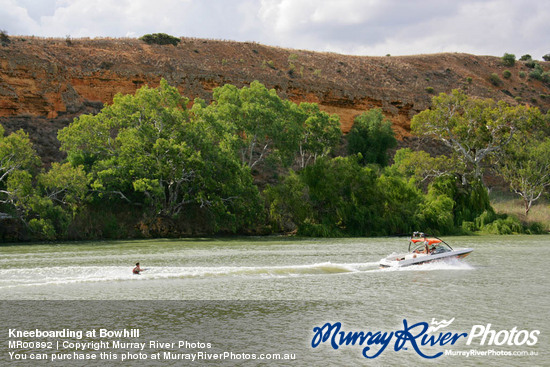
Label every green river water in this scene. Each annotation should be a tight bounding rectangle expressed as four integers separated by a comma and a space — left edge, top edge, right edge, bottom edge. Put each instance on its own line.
1, 235, 548, 366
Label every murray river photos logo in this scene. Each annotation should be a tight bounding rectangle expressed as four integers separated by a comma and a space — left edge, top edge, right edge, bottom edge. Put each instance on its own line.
311, 318, 540, 359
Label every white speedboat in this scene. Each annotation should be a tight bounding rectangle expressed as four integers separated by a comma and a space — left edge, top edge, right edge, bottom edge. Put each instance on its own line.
379, 232, 473, 268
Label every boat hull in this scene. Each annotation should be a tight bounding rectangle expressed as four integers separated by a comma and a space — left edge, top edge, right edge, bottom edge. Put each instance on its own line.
379, 248, 473, 268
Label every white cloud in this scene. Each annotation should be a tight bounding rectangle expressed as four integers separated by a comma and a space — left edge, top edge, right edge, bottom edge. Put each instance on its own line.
0, 0, 41, 35
0, 0, 548, 58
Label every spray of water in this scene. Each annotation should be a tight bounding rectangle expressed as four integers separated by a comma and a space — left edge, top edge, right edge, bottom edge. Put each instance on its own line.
0, 258, 472, 289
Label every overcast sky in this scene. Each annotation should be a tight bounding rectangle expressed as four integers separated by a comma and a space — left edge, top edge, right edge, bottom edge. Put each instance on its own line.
1, 0, 548, 58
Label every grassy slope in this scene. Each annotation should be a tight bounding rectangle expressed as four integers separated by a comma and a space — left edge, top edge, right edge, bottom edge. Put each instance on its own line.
490, 191, 550, 232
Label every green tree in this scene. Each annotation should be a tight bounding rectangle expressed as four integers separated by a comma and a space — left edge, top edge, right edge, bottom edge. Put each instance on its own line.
266, 156, 423, 236
58, 80, 262, 232
496, 134, 550, 216
295, 102, 341, 168
390, 148, 455, 184
376, 174, 423, 234
299, 156, 381, 236
264, 170, 311, 232
411, 89, 540, 183
0, 125, 41, 218
347, 108, 397, 166
415, 185, 455, 235
428, 175, 491, 226
38, 162, 89, 216
0, 126, 40, 184
207, 81, 301, 170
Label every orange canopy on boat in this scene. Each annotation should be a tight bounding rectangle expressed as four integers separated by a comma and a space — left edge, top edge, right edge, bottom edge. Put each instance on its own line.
411, 238, 442, 246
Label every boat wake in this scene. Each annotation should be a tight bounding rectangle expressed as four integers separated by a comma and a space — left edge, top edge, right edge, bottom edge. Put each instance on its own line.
377, 257, 474, 272
0, 258, 475, 289
0, 261, 381, 288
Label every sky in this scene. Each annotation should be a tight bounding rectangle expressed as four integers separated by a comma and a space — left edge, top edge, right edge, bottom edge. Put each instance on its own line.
1, 0, 549, 59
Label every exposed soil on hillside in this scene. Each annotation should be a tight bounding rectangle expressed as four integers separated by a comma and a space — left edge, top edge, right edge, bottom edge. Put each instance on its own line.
1, 36, 549, 164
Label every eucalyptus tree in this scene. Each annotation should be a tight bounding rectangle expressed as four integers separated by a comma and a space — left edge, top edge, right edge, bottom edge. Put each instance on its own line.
294, 102, 341, 169
0, 125, 41, 218
58, 79, 262, 230
411, 89, 541, 184
496, 133, 550, 216
208, 81, 301, 170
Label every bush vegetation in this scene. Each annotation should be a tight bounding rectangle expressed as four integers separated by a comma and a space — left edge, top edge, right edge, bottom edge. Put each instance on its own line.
525, 59, 537, 68
501, 53, 516, 66
0, 29, 10, 46
520, 54, 532, 61
347, 108, 397, 166
489, 73, 502, 86
1, 83, 547, 241
139, 33, 181, 46
529, 63, 544, 80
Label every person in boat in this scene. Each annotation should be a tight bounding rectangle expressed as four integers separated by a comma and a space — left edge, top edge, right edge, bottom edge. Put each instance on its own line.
133, 262, 143, 275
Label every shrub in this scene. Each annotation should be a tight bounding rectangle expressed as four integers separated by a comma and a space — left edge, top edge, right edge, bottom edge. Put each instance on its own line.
501, 53, 516, 66
543, 54, 550, 62
526, 222, 545, 234
525, 59, 536, 68
425, 86, 435, 93
474, 210, 498, 228
519, 71, 526, 78
520, 54, 532, 61
262, 60, 276, 69
298, 220, 343, 237
29, 218, 57, 240
288, 63, 295, 77
502, 70, 512, 79
0, 29, 10, 46
461, 221, 476, 234
529, 63, 544, 80
489, 73, 502, 86
482, 216, 524, 234
466, 77, 473, 84
139, 33, 180, 46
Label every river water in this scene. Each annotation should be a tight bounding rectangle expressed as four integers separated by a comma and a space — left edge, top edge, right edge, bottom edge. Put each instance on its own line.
1, 236, 548, 366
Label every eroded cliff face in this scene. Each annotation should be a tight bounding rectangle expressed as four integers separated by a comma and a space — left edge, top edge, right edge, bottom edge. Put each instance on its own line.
1, 37, 549, 163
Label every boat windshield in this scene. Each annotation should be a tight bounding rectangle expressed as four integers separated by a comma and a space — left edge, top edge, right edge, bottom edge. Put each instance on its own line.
408, 237, 453, 254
